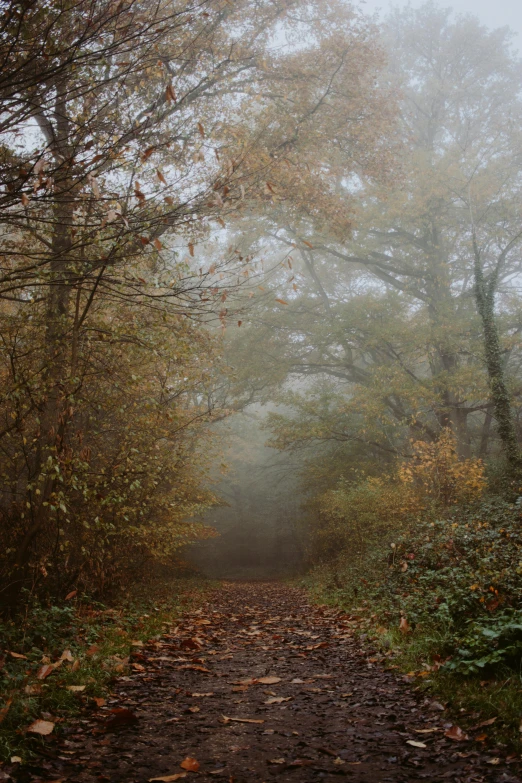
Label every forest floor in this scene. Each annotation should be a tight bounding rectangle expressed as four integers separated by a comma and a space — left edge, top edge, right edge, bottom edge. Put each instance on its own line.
13, 582, 522, 783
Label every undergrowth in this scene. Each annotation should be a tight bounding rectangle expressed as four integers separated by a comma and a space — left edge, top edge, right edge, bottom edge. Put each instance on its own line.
0, 576, 210, 763
304, 496, 522, 753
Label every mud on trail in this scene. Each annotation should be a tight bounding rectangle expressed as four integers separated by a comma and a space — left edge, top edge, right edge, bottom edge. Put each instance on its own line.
38, 583, 521, 783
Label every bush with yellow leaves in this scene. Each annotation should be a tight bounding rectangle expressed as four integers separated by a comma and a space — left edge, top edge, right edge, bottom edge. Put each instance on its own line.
399, 428, 486, 508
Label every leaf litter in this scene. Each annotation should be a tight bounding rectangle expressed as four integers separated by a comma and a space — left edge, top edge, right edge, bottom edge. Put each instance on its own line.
25, 582, 521, 783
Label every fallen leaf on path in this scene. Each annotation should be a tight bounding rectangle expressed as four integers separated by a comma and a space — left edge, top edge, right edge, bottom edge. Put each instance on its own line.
180, 757, 200, 772
67, 685, 86, 692
264, 697, 291, 704
93, 697, 106, 707
257, 676, 281, 685
192, 692, 214, 697
399, 617, 411, 634
9, 651, 27, 660
105, 708, 139, 728
269, 758, 285, 764
149, 775, 187, 782
487, 758, 500, 765
27, 719, 54, 735
177, 664, 210, 673
413, 728, 439, 734
444, 725, 468, 741
406, 740, 426, 748
222, 715, 264, 724
469, 717, 496, 730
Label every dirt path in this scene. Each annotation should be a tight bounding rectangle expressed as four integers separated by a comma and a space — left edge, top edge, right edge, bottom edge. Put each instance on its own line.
44, 583, 521, 782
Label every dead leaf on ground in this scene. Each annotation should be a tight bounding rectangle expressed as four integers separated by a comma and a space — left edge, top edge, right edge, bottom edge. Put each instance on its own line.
9, 651, 27, 660
0, 698, 12, 723
444, 725, 469, 741
222, 715, 264, 724
67, 685, 86, 692
27, 719, 55, 735
257, 676, 281, 685
105, 708, 139, 728
37, 663, 55, 679
406, 740, 426, 748
149, 775, 187, 782
399, 617, 411, 634
180, 756, 200, 772
264, 697, 291, 704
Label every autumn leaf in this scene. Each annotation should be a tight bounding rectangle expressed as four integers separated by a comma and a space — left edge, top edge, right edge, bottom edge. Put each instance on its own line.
406, 740, 426, 749
399, 617, 411, 634
105, 708, 139, 728
264, 696, 291, 704
444, 725, 468, 741
21, 193, 29, 206
257, 676, 281, 684
37, 663, 55, 679
9, 651, 27, 660
275, 298, 288, 306
188, 242, 195, 257
67, 685, 86, 692
27, 719, 54, 735
156, 169, 167, 184
180, 757, 200, 772
302, 240, 314, 249
150, 775, 186, 782
165, 84, 176, 102
0, 699, 12, 724
153, 238, 163, 251
197, 122, 205, 137
222, 716, 264, 724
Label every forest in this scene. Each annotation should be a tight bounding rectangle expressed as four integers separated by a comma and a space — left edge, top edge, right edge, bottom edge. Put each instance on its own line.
2, 0, 522, 775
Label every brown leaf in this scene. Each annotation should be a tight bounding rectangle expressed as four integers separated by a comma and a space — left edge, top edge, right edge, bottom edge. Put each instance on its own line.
469, 716, 496, 730
444, 725, 469, 741
188, 242, 195, 257
165, 84, 176, 102
264, 697, 291, 704
180, 757, 200, 772
9, 651, 27, 660
37, 664, 55, 679
237, 321, 242, 327
197, 122, 205, 137
157, 169, 167, 184
406, 740, 426, 748
21, 193, 29, 206
65, 590, 77, 600
275, 298, 288, 305
66, 685, 86, 692
106, 708, 139, 728
0, 698, 12, 723
27, 719, 54, 735
399, 617, 411, 634
302, 240, 314, 249
222, 715, 264, 724
150, 775, 186, 782
153, 238, 163, 251
257, 676, 281, 684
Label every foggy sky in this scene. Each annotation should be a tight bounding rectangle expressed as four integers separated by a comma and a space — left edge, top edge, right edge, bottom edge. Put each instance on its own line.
359, 0, 522, 48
